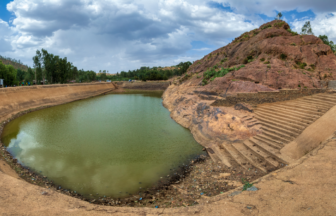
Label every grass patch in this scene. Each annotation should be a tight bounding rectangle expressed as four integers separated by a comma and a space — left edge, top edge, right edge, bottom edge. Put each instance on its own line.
280, 54, 287, 60
242, 178, 253, 191
267, 64, 271, 68
274, 22, 285, 28
220, 58, 228, 64
261, 24, 272, 30
202, 65, 245, 86
296, 61, 307, 69
290, 43, 296, 46
260, 58, 265, 62
264, 61, 270, 64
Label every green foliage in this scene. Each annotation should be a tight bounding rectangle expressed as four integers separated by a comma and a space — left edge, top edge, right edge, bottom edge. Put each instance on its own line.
264, 61, 270, 64
290, 42, 296, 46
220, 58, 228, 64
260, 58, 265, 62
301, 21, 314, 35
280, 54, 287, 60
267, 64, 271, 68
111, 61, 192, 82
274, 22, 285, 27
0, 61, 17, 86
261, 24, 272, 30
202, 65, 245, 85
276, 12, 283, 20
296, 62, 307, 69
242, 178, 253, 191
319, 35, 336, 53
287, 29, 299, 36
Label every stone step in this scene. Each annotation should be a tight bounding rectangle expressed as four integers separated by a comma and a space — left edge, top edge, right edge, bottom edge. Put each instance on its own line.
255, 110, 313, 125
260, 123, 300, 138
315, 94, 336, 101
232, 143, 269, 173
254, 134, 285, 149
291, 100, 333, 110
273, 104, 325, 116
256, 116, 304, 133
261, 126, 297, 141
278, 101, 330, 112
211, 146, 232, 167
261, 130, 292, 143
302, 97, 336, 106
249, 138, 289, 164
243, 140, 279, 167
221, 143, 251, 169
257, 106, 320, 121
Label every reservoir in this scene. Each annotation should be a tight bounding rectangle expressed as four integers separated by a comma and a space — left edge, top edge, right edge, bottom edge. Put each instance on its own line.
1, 92, 205, 198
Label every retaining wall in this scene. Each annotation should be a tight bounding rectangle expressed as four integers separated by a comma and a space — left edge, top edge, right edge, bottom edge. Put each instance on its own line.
211, 88, 328, 107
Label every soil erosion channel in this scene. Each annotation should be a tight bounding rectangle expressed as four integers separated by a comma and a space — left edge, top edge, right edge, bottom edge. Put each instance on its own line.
1, 91, 205, 199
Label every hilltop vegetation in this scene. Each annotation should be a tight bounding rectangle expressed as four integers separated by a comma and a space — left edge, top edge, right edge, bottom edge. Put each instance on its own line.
0, 55, 28, 71
100, 62, 192, 81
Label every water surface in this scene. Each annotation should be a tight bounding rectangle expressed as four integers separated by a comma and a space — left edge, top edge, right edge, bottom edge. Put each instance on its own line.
1, 92, 205, 197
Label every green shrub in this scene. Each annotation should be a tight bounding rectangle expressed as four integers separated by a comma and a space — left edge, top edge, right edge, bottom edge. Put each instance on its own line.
267, 64, 271, 68
264, 61, 270, 64
290, 43, 296, 46
220, 58, 228, 64
201, 65, 245, 85
260, 58, 265, 62
280, 54, 287, 60
296, 62, 307, 69
242, 178, 253, 191
274, 22, 285, 28
261, 24, 272, 30
287, 29, 299, 36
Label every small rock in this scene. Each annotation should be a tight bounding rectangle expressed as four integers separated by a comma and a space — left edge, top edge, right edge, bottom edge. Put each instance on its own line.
247, 186, 258, 191
41, 191, 48, 195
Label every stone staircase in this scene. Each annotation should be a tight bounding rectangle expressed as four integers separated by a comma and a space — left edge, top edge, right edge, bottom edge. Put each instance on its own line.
216, 92, 336, 173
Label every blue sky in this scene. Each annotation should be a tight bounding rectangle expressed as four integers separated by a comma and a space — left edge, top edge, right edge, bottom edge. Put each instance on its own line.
0, 0, 335, 73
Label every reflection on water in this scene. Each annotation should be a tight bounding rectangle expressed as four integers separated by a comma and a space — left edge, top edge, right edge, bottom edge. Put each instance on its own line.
1, 92, 205, 197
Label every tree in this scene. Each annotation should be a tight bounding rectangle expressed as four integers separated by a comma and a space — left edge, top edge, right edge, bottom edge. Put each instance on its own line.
16, 69, 25, 82
25, 67, 35, 83
301, 21, 314, 35
33, 50, 42, 84
276, 12, 283, 20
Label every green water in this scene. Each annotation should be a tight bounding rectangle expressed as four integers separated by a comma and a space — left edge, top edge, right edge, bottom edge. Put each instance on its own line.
1, 92, 205, 198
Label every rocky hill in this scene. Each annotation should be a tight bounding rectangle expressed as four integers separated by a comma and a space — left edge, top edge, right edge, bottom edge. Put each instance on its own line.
182, 20, 336, 95
162, 20, 336, 163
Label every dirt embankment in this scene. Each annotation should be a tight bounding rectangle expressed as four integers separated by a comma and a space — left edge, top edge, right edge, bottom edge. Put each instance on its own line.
0, 83, 115, 123
114, 81, 170, 91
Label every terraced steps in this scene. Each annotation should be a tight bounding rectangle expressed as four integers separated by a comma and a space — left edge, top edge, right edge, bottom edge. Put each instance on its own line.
216, 92, 336, 174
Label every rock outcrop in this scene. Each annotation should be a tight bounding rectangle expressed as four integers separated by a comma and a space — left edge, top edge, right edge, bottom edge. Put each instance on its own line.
163, 20, 336, 163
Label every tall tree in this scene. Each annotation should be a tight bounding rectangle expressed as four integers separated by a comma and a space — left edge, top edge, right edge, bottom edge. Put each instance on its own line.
33, 50, 42, 84
301, 21, 314, 35
276, 12, 283, 20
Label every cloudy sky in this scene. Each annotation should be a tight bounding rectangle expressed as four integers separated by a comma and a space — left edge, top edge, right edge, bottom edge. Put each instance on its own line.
0, 0, 336, 73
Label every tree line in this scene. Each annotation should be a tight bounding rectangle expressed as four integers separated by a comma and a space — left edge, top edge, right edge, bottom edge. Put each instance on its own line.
97, 62, 192, 81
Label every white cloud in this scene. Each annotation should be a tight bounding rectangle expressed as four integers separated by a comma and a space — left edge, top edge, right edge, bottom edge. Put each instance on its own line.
292, 13, 336, 41
1, 0, 336, 72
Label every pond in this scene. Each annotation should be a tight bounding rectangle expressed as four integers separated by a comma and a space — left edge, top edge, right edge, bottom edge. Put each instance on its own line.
1, 91, 205, 198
